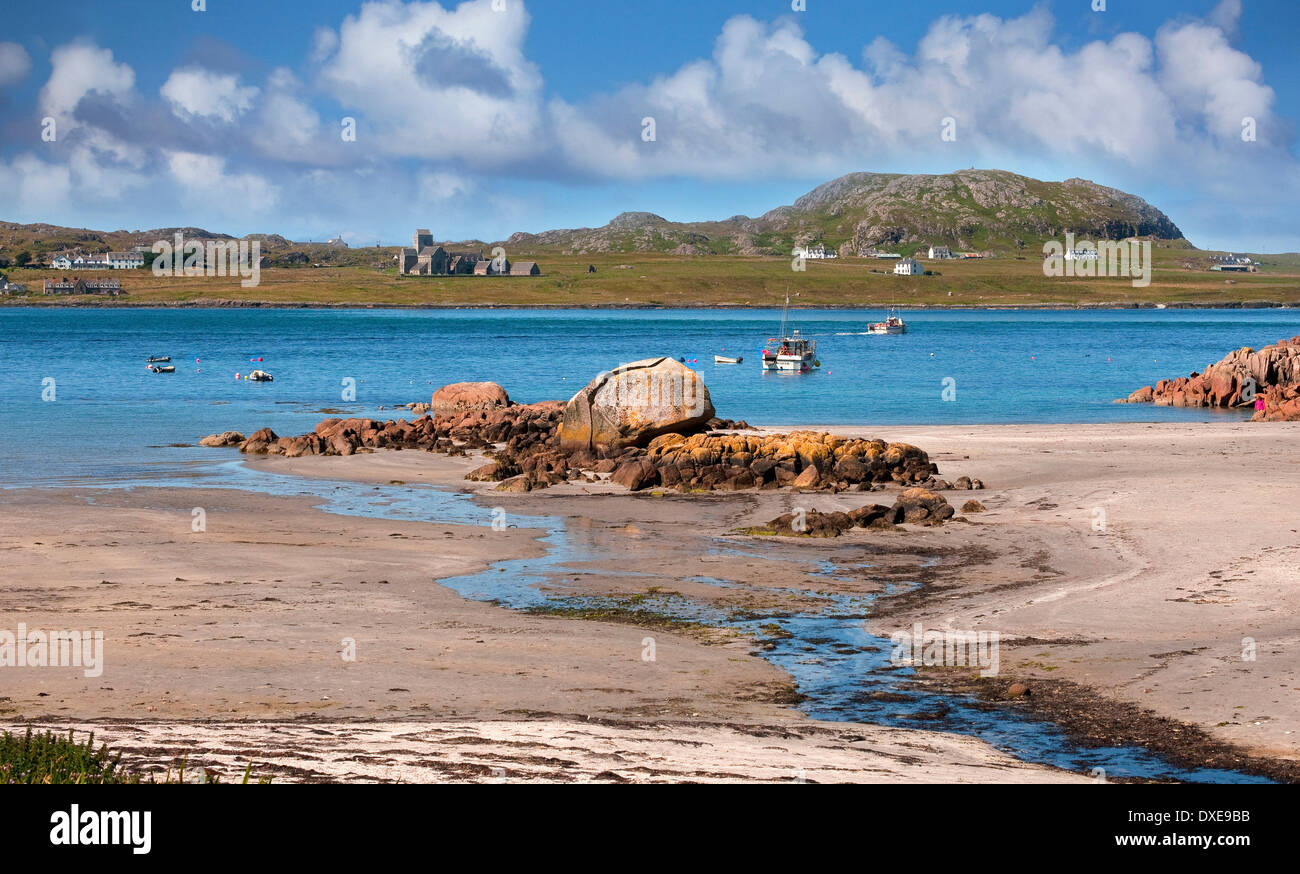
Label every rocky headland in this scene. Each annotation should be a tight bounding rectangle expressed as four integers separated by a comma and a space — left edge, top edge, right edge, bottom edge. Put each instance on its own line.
1120, 335, 1300, 421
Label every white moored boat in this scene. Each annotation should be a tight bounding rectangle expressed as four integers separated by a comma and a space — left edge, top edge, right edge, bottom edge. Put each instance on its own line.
867, 306, 907, 334
714, 355, 742, 364
761, 293, 818, 373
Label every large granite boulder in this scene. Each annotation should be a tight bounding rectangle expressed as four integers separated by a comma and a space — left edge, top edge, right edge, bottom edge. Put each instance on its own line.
558, 358, 715, 452
432, 381, 511, 416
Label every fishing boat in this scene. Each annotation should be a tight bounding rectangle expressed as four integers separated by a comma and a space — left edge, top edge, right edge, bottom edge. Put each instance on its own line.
714, 355, 743, 364
151, 364, 176, 373
867, 307, 907, 334
248, 369, 274, 382
762, 293, 818, 373
147, 355, 171, 363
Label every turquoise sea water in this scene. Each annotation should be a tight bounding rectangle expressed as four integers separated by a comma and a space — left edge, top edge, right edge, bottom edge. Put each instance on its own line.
2, 306, 1294, 487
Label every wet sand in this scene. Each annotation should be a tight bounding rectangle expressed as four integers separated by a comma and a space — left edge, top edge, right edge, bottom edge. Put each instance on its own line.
0, 482, 1075, 782
4, 420, 1296, 780
244, 420, 1300, 764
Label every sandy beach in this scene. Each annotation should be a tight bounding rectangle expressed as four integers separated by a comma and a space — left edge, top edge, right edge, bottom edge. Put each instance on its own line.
3, 420, 1297, 781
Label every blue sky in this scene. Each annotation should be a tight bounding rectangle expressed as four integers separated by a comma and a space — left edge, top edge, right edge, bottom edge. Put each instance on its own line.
1, 0, 1297, 251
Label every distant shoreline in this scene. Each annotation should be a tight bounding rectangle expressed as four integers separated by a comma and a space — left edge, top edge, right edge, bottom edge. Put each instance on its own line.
4, 299, 1297, 311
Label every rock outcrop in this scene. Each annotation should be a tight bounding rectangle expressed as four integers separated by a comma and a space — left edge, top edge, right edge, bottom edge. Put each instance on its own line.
558, 357, 715, 452
641, 431, 938, 492
211, 370, 978, 495
432, 381, 511, 415
199, 430, 244, 447
1120, 335, 1300, 421
760, 490, 956, 537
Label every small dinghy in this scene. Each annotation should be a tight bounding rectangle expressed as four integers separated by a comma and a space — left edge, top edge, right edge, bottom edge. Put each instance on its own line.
714, 355, 743, 364
147, 355, 171, 363
151, 364, 176, 373
247, 369, 274, 382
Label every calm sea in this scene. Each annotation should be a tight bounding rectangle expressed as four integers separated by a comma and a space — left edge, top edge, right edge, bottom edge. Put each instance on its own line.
1, 306, 1294, 487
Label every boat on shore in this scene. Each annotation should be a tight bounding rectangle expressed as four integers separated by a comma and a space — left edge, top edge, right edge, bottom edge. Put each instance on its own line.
762, 293, 818, 373
714, 355, 742, 364
867, 307, 907, 334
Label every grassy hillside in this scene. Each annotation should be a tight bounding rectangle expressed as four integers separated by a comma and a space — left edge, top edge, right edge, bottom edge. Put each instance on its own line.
5, 246, 1299, 308
4, 167, 1293, 307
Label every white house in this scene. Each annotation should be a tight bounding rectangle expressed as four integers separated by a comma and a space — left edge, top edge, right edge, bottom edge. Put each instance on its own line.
51, 253, 136, 269
794, 243, 837, 260
894, 258, 924, 276
106, 251, 144, 269
1064, 248, 1100, 261
67, 255, 110, 270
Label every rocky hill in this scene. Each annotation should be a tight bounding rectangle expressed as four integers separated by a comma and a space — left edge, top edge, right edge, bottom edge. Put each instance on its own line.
1, 169, 1190, 266
505, 169, 1187, 256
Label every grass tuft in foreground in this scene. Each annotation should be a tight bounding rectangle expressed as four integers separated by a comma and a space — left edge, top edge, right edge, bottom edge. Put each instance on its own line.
0, 726, 271, 784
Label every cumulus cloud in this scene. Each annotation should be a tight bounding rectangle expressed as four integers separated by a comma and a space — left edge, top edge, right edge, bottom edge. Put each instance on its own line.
39, 42, 135, 130
21, 42, 154, 218
0, 154, 73, 217
0, 42, 31, 86
416, 169, 472, 202
6, 1, 1296, 250
166, 150, 280, 215
313, 0, 544, 165
549, 6, 1289, 185
1207, 0, 1243, 39
248, 68, 331, 162
161, 68, 260, 123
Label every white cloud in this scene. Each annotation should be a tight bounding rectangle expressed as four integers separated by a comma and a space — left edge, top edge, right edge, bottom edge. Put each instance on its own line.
0, 42, 31, 86
416, 170, 472, 202
18, 42, 151, 216
1156, 17, 1273, 146
248, 68, 330, 161
9, 2, 1297, 251
548, 7, 1290, 188
1207, 0, 1243, 39
165, 150, 280, 215
0, 154, 73, 217
313, 0, 544, 165
39, 42, 135, 131
161, 67, 259, 123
